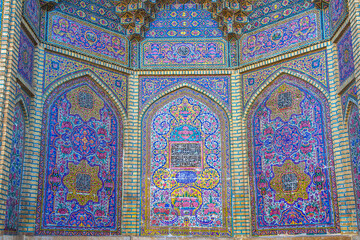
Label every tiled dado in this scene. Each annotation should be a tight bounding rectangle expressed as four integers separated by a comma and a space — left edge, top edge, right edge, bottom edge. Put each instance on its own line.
0, 236, 356, 240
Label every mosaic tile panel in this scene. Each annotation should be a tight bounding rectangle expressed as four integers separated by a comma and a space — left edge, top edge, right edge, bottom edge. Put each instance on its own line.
24, 0, 40, 34
4, 103, 26, 234
40, 7, 46, 40
35, 78, 123, 235
347, 104, 360, 230
145, 3, 222, 39
54, 0, 125, 34
141, 88, 231, 237
240, 11, 320, 63
139, 75, 231, 110
44, 52, 127, 112
337, 28, 355, 84
323, 7, 331, 39
131, 41, 138, 68
243, 50, 328, 107
18, 29, 35, 85
243, 0, 314, 33
341, 83, 357, 118
142, 39, 227, 68
48, 12, 128, 65
248, 74, 340, 235
330, 0, 347, 33
230, 39, 239, 67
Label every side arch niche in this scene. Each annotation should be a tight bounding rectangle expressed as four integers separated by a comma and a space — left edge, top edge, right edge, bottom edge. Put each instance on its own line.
4, 102, 27, 234
140, 87, 231, 237
247, 74, 340, 236
35, 77, 123, 236
346, 102, 360, 229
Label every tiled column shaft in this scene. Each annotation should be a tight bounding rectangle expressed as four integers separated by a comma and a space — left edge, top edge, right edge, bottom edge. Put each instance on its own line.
327, 42, 358, 233
231, 71, 250, 236
18, 45, 45, 234
122, 73, 141, 235
0, 0, 23, 231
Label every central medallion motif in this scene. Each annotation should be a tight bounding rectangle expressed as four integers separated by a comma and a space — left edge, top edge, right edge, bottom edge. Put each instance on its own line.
63, 160, 103, 206
270, 160, 311, 204
67, 85, 104, 121
71, 124, 98, 156
177, 46, 190, 56
266, 83, 304, 122
274, 124, 301, 156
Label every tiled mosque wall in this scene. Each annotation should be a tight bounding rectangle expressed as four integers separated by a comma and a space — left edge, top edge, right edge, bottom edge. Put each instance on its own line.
1, 0, 360, 238
23, 0, 40, 36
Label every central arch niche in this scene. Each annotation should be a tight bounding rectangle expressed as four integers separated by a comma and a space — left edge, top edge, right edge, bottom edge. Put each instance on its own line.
141, 88, 231, 237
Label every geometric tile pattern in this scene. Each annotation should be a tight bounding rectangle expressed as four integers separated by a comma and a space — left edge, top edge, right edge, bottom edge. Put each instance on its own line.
337, 28, 355, 84
18, 29, 35, 85
145, 3, 222, 39
243, 0, 314, 33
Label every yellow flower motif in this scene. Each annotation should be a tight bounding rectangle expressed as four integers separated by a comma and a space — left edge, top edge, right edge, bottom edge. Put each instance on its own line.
195, 168, 220, 189
63, 160, 102, 206
153, 168, 177, 189
270, 160, 311, 204
266, 83, 304, 122
170, 98, 200, 125
67, 85, 104, 121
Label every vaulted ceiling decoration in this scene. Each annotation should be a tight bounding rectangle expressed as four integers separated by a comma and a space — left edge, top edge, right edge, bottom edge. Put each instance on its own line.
110, 0, 255, 41
40, 0, 58, 10
312, 0, 329, 8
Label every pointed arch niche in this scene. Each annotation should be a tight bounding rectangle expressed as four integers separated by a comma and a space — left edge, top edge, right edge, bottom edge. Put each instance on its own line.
140, 87, 231, 237
247, 74, 340, 236
35, 76, 123, 235
346, 101, 360, 230
4, 101, 28, 234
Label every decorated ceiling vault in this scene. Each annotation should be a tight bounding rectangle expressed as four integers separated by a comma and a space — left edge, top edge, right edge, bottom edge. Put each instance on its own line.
0, 0, 359, 238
